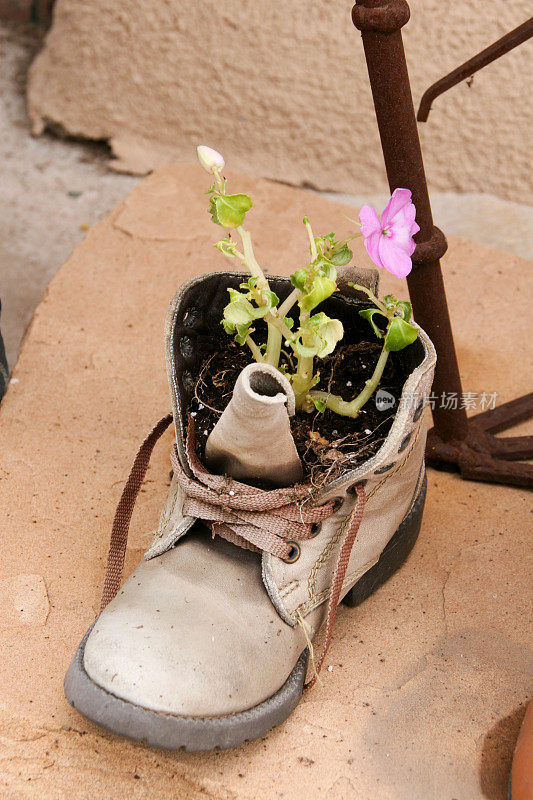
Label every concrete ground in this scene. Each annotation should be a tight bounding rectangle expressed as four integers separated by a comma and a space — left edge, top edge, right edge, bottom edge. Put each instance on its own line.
0, 163, 531, 800
0, 22, 139, 369
1, 21, 532, 374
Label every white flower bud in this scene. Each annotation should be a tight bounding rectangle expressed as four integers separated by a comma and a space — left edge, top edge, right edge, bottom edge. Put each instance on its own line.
197, 145, 225, 173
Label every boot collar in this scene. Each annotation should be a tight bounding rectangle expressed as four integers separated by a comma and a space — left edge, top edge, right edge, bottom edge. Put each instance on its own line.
165, 271, 436, 496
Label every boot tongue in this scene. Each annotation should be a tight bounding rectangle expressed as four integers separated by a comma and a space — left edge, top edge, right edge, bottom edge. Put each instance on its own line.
204, 363, 303, 488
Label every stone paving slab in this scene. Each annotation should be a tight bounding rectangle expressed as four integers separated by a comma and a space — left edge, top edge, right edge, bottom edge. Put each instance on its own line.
0, 165, 531, 800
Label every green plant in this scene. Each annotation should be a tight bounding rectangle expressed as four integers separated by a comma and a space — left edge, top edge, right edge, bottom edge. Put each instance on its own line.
197, 146, 419, 418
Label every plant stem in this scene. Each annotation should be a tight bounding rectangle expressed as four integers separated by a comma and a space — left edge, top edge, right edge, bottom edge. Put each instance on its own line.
292, 305, 316, 411
263, 289, 301, 367
236, 227, 269, 290
263, 311, 288, 336
309, 344, 391, 418
278, 288, 299, 318
350, 283, 387, 312
213, 169, 225, 194
234, 226, 282, 367
293, 357, 315, 411
264, 326, 282, 367
263, 311, 289, 367
232, 248, 247, 264
245, 335, 264, 363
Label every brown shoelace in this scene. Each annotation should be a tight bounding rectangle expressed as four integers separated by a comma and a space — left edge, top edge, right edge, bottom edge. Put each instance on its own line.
100, 415, 366, 682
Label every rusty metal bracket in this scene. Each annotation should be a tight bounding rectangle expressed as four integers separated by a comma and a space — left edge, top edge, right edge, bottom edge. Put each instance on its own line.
426, 394, 533, 488
417, 17, 533, 122
352, 0, 533, 489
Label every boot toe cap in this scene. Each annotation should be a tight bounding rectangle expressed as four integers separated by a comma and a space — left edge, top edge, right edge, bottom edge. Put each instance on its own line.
83, 532, 306, 717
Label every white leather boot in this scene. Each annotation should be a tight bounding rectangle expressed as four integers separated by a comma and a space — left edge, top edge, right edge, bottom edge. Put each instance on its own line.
65, 271, 436, 752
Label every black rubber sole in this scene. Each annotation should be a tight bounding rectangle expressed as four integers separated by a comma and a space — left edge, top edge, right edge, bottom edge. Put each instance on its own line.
64, 474, 426, 752
65, 626, 308, 752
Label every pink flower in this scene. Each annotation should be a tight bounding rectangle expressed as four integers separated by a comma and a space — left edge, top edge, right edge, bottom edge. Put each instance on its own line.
359, 188, 420, 278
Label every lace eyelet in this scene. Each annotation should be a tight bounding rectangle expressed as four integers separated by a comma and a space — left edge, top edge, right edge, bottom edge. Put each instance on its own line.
398, 432, 411, 453
316, 495, 344, 512
347, 479, 367, 495
282, 542, 301, 563
413, 399, 425, 422
311, 522, 322, 537
375, 463, 394, 475
332, 496, 344, 512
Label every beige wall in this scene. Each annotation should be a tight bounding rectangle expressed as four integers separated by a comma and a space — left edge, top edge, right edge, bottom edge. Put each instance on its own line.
28, 0, 532, 202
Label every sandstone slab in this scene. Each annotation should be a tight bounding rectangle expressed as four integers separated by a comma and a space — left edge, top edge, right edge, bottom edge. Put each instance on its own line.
0, 165, 531, 800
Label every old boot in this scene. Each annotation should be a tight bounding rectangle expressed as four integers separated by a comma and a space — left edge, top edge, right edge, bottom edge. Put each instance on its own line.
65, 272, 436, 751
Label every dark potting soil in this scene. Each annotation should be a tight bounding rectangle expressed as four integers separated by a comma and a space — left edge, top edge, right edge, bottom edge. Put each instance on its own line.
190, 335, 405, 488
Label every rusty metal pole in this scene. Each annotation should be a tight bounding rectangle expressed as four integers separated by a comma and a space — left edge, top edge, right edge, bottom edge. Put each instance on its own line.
352, 0, 468, 443
351, 0, 533, 487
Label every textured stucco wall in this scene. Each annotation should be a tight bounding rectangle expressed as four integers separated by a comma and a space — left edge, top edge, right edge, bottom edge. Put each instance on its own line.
28, 0, 532, 202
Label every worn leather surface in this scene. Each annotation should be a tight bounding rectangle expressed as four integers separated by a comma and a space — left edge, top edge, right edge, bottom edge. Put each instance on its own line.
84, 529, 312, 716
265, 334, 435, 623
144, 473, 195, 560
84, 271, 435, 716
205, 363, 303, 487
161, 272, 435, 622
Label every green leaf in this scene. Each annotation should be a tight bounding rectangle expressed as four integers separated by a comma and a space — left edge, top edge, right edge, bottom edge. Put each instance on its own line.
290, 269, 307, 291
301, 276, 337, 312
292, 337, 317, 358
384, 317, 418, 351
359, 307, 387, 339
311, 314, 344, 357
235, 322, 253, 345
293, 313, 344, 360
319, 262, 337, 281
330, 243, 353, 266
314, 233, 335, 252
222, 310, 256, 346
227, 288, 245, 303
240, 277, 258, 290
264, 290, 280, 307
284, 316, 294, 330
215, 238, 238, 258
396, 301, 412, 322
224, 287, 274, 327
224, 298, 256, 327
209, 193, 253, 228
383, 294, 399, 314
311, 397, 326, 413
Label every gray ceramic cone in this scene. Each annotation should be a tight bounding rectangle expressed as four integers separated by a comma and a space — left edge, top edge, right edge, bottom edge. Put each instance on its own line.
204, 362, 303, 487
